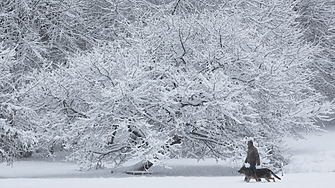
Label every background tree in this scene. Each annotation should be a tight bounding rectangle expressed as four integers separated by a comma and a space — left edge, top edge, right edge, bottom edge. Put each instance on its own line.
1, 0, 334, 171
0, 45, 39, 164
18, 0, 333, 171
0, 0, 96, 67
294, 0, 335, 101
139, 0, 333, 169
0, 0, 97, 163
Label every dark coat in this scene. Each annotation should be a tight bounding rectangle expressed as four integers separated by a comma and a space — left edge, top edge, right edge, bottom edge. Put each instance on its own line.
245, 145, 260, 165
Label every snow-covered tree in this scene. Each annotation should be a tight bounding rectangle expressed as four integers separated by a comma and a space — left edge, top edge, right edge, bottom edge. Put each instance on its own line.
0, 0, 95, 67
138, 0, 333, 169
294, 0, 335, 100
0, 0, 96, 163
17, 0, 334, 171
0, 44, 40, 164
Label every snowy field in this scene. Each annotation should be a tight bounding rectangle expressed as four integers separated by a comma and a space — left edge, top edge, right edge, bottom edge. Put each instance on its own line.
1, 127, 335, 188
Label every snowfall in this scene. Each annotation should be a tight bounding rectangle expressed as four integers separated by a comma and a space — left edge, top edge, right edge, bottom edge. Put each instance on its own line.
1, 127, 335, 188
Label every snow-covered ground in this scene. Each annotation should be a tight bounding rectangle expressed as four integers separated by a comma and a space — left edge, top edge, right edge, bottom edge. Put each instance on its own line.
284, 127, 335, 173
1, 127, 335, 188
1, 174, 335, 188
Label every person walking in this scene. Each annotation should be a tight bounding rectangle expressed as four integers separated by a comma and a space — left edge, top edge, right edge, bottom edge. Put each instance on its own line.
244, 140, 260, 181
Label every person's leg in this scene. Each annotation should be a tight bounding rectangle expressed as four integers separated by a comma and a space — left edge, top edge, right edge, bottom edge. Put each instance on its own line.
249, 163, 256, 169
249, 163, 261, 182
